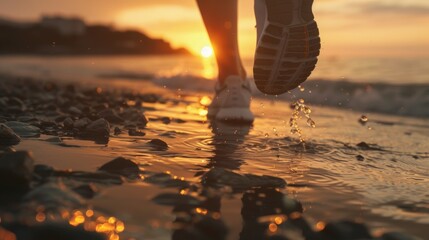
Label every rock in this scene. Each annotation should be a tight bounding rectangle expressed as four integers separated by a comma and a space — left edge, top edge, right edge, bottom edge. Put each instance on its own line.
63, 117, 74, 129
194, 216, 228, 240
0, 123, 21, 146
68, 106, 82, 116
73, 117, 92, 129
381, 232, 415, 240
22, 182, 85, 211
145, 172, 190, 189
34, 164, 55, 178
40, 121, 57, 129
114, 127, 122, 135
98, 157, 139, 178
175, 119, 187, 124
357, 142, 383, 151
7, 97, 26, 113
202, 168, 286, 191
160, 117, 171, 124
145, 172, 172, 183
72, 183, 98, 199
173, 216, 228, 240
147, 139, 168, 150
128, 129, 146, 136
98, 109, 124, 124
17, 116, 38, 123
152, 193, 202, 207
5, 121, 40, 138
320, 221, 372, 240
82, 118, 110, 140
3, 223, 106, 240
356, 155, 365, 161
0, 151, 34, 189
120, 109, 148, 127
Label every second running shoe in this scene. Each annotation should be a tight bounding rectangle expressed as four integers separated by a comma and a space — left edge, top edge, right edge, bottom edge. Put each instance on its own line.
253, 0, 321, 95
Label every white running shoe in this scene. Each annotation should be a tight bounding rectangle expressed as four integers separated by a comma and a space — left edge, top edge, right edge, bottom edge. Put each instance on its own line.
207, 76, 254, 123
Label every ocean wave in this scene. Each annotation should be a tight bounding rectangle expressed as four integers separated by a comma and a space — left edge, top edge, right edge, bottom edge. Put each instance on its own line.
154, 74, 429, 118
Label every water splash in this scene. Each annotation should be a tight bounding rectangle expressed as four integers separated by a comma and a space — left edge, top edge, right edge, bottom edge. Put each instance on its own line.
289, 99, 316, 142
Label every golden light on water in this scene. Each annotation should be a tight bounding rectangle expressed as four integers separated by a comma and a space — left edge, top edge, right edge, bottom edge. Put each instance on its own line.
200, 46, 214, 58
199, 96, 212, 106
268, 223, 278, 233
35, 212, 46, 222
316, 221, 326, 231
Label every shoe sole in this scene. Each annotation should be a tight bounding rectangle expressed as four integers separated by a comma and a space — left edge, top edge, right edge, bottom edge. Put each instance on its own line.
253, 0, 320, 95
215, 107, 254, 123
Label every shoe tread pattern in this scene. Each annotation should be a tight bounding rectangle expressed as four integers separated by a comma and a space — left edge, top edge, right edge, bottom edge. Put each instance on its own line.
254, 0, 320, 95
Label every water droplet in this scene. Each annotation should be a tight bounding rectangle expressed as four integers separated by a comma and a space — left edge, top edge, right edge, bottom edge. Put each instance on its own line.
359, 115, 368, 125
307, 118, 316, 128
298, 85, 305, 92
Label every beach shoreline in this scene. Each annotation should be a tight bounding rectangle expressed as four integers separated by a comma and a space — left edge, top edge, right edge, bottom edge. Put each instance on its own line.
1, 75, 428, 240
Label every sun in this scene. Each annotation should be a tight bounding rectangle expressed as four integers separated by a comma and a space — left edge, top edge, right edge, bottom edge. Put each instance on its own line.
200, 46, 214, 58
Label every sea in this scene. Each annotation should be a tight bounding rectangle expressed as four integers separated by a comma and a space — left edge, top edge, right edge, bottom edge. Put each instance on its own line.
0, 55, 428, 118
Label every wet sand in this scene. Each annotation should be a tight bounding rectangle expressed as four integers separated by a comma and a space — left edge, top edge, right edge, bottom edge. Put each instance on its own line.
1, 75, 428, 240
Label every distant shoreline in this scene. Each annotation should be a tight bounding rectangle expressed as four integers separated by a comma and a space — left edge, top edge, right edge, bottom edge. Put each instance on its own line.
0, 52, 192, 57
0, 15, 192, 56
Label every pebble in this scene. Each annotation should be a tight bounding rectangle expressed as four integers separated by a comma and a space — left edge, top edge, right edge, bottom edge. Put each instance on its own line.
114, 127, 122, 135
34, 164, 55, 178
98, 109, 124, 124
152, 193, 202, 206
72, 183, 98, 199
173, 216, 228, 240
356, 142, 383, 151
128, 129, 146, 136
63, 117, 74, 129
120, 108, 148, 127
0, 123, 21, 146
202, 168, 286, 191
22, 182, 85, 211
98, 157, 140, 178
160, 117, 171, 124
68, 106, 82, 116
320, 220, 372, 240
73, 117, 91, 129
5, 121, 40, 138
82, 118, 110, 140
356, 155, 365, 161
145, 172, 190, 189
147, 139, 168, 150
0, 151, 34, 190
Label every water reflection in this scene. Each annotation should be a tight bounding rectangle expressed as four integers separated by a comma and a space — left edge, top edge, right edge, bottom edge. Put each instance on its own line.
201, 57, 217, 80
165, 121, 313, 240
205, 121, 251, 170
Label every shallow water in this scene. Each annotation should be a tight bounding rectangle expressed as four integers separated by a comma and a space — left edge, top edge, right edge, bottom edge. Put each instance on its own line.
15, 87, 429, 239
1, 55, 429, 118
1, 54, 428, 239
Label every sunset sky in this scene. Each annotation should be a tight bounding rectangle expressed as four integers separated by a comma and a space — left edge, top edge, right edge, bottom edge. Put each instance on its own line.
2, 0, 429, 57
